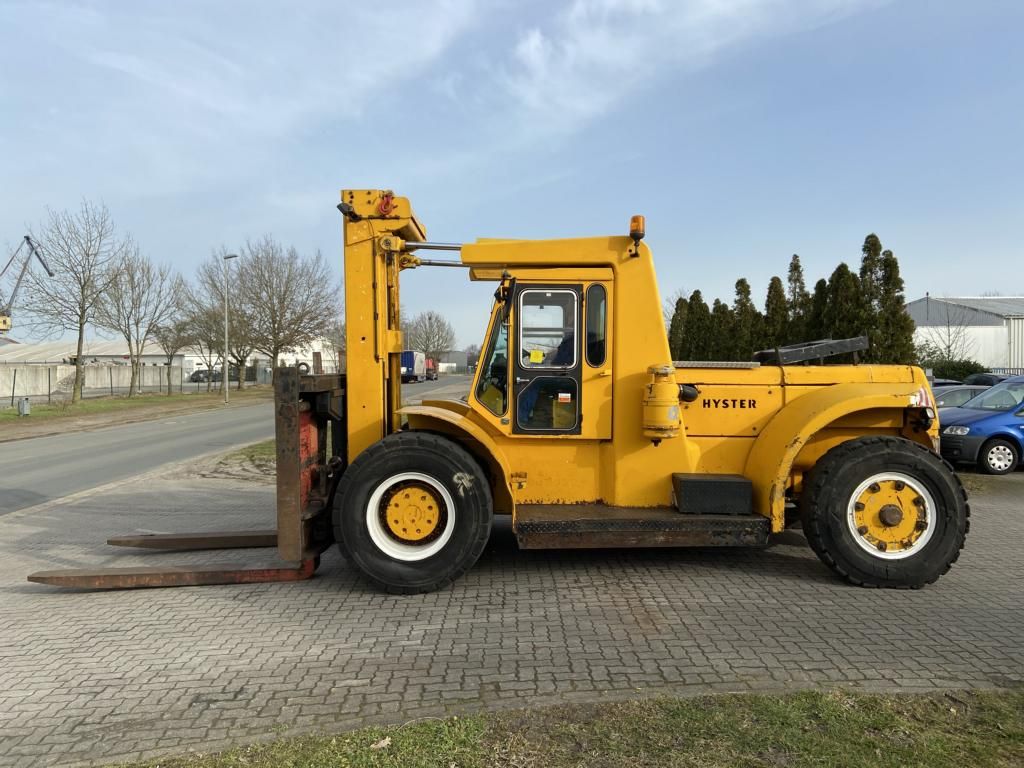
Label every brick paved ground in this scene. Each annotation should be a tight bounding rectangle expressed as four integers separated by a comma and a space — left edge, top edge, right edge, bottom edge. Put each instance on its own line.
1, 472, 1021, 767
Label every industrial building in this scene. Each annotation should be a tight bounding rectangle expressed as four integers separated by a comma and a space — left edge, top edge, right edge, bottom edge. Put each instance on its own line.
905, 296, 1024, 371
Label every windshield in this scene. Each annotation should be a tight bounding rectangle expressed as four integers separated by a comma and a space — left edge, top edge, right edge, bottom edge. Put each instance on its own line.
474, 302, 509, 416
961, 381, 1024, 411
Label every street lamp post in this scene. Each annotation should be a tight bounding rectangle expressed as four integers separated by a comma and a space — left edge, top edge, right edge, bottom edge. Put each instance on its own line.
223, 253, 240, 404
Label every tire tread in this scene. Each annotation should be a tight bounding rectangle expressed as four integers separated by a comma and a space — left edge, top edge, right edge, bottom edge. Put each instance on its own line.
801, 436, 970, 589
333, 431, 492, 594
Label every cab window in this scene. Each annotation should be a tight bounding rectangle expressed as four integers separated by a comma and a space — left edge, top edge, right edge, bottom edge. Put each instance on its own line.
585, 284, 606, 367
519, 290, 577, 369
475, 314, 508, 415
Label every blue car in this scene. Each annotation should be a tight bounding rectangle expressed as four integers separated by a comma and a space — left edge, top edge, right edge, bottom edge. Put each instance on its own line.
939, 375, 1024, 475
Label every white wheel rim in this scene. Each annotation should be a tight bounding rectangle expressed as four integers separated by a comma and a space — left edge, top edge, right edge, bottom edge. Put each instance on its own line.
987, 445, 1014, 472
846, 472, 936, 561
366, 472, 456, 562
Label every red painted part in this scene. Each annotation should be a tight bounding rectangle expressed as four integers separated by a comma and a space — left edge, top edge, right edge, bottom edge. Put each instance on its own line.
298, 410, 318, 510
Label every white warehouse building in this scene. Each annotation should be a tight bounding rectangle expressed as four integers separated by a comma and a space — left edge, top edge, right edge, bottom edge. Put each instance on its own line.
905, 296, 1024, 371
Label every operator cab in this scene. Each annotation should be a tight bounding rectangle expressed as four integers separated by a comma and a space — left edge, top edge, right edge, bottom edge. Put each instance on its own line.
471, 272, 611, 439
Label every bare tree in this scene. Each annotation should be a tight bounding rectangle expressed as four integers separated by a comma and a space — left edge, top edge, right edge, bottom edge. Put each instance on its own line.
21, 201, 126, 402
236, 236, 340, 368
916, 299, 976, 361
407, 311, 456, 364
195, 252, 254, 390
322, 321, 346, 373
154, 318, 194, 395
185, 296, 224, 392
662, 287, 687, 331
464, 343, 481, 370
96, 245, 183, 396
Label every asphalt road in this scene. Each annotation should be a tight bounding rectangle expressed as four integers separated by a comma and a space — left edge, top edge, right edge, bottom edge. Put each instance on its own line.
0, 376, 471, 516
0, 403, 276, 516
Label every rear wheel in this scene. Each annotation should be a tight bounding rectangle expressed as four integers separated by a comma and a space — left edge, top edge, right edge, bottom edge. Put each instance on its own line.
978, 438, 1018, 475
800, 436, 969, 588
333, 431, 492, 593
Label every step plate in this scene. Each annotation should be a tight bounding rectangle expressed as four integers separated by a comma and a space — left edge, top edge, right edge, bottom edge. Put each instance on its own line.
515, 506, 769, 550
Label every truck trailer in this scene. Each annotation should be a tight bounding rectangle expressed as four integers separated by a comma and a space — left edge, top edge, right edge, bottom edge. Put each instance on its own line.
29, 189, 968, 593
400, 350, 425, 383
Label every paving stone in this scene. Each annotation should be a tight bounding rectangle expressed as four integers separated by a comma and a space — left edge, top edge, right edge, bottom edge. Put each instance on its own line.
0, 473, 1021, 767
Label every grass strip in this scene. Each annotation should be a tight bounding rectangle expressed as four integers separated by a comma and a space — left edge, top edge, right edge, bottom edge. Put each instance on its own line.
0, 387, 270, 424
113, 689, 1023, 768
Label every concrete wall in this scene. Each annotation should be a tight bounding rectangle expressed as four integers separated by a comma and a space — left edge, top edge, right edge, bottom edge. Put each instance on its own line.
0, 364, 187, 401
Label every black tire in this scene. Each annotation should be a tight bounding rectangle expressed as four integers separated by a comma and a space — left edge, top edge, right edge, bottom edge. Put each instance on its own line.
333, 431, 493, 594
800, 436, 969, 589
978, 438, 1019, 475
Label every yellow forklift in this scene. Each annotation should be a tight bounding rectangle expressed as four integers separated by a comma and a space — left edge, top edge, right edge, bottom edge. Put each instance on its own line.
30, 190, 968, 592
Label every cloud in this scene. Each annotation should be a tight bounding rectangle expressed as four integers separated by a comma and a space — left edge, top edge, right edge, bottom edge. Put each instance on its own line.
492, 0, 886, 140
0, 0, 483, 193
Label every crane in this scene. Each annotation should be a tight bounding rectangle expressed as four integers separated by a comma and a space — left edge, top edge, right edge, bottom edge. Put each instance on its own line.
0, 235, 54, 334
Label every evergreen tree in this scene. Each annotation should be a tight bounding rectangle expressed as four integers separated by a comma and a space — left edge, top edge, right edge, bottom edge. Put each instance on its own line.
667, 295, 688, 360
876, 250, 916, 363
731, 278, 761, 361
859, 234, 885, 360
763, 276, 788, 350
823, 263, 864, 341
681, 290, 711, 360
786, 254, 811, 343
709, 299, 734, 360
807, 278, 829, 340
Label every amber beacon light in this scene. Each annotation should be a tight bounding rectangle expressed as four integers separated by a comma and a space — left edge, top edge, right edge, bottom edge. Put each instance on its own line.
629, 215, 645, 256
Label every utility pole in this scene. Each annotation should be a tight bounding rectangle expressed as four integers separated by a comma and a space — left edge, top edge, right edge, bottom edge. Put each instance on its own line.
223, 253, 239, 404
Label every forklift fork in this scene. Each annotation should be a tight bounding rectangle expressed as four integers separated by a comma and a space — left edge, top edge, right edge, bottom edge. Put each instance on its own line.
27, 369, 345, 590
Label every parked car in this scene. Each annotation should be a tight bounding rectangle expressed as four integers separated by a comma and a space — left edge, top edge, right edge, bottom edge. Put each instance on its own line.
930, 378, 962, 387
189, 369, 211, 383
932, 384, 989, 409
963, 372, 1008, 387
939, 375, 1024, 474
211, 367, 240, 382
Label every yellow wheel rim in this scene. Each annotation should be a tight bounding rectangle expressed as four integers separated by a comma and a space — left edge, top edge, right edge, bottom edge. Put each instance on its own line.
847, 472, 935, 559
381, 482, 444, 543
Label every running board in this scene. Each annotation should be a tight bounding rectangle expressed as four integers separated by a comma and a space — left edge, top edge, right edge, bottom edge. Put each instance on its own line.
515, 505, 769, 549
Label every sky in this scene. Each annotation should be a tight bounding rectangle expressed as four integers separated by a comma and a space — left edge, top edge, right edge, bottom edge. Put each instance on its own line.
1, 0, 1022, 348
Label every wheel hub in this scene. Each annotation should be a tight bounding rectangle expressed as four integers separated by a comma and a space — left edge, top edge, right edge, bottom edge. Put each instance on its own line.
878, 504, 904, 527
381, 482, 443, 543
988, 445, 1014, 471
849, 474, 932, 557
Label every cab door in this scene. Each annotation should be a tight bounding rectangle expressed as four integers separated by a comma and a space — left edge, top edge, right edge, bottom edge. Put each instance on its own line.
512, 285, 583, 435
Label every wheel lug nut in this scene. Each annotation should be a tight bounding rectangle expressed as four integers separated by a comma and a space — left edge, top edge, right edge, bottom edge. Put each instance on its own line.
913, 496, 926, 508
857, 525, 868, 535
868, 483, 880, 493
876, 541, 887, 552
894, 480, 905, 491
854, 502, 865, 512
915, 520, 928, 531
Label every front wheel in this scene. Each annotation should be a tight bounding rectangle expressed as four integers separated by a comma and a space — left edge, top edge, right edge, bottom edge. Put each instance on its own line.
978, 438, 1019, 475
333, 431, 493, 593
800, 436, 969, 588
